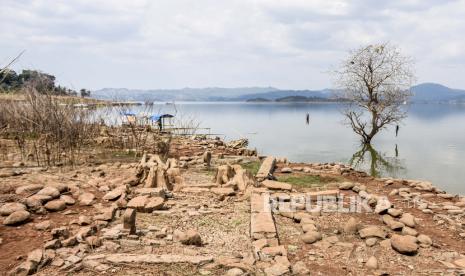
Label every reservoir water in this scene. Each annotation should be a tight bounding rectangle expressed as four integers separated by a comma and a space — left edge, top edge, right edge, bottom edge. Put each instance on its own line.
121, 102, 465, 194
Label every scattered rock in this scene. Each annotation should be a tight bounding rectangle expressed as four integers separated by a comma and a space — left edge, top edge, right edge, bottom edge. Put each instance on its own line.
390, 234, 418, 255
366, 256, 378, 269
15, 184, 44, 195
374, 197, 392, 214
123, 208, 136, 235
401, 226, 418, 236
359, 226, 386, 239
338, 182, 355, 190
37, 186, 60, 199
399, 213, 416, 228
417, 234, 432, 247
387, 208, 403, 217
0, 202, 27, 216
343, 217, 359, 234
280, 167, 292, 173
3, 210, 30, 225
60, 195, 75, 205
44, 199, 66, 211
34, 220, 51, 230
79, 192, 95, 206
174, 229, 202, 246
301, 231, 322, 244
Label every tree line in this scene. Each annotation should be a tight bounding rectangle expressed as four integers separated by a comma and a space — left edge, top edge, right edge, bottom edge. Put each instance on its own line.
0, 69, 90, 97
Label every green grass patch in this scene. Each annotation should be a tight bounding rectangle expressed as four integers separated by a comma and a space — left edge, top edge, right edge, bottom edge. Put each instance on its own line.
277, 174, 341, 187
241, 160, 262, 175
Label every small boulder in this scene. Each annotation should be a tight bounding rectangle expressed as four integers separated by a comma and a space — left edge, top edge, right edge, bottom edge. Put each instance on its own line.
366, 256, 378, 269
0, 202, 27, 216
44, 200, 66, 212
399, 213, 416, 228
338, 182, 355, 190
390, 234, 418, 255
387, 208, 403, 217
34, 220, 51, 231
37, 187, 60, 199
3, 210, 31, 225
79, 192, 95, 206
301, 231, 322, 244
417, 234, 432, 247
374, 197, 392, 214
60, 195, 75, 205
359, 226, 386, 239
174, 229, 202, 246
343, 217, 359, 234
280, 167, 293, 173
15, 184, 43, 195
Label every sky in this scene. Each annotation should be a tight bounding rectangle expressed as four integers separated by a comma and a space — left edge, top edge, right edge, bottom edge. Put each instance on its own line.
1, 0, 465, 90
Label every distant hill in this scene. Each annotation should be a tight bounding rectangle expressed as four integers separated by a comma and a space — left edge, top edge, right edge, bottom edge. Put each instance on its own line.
91, 83, 465, 103
92, 87, 278, 102
411, 83, 465, 103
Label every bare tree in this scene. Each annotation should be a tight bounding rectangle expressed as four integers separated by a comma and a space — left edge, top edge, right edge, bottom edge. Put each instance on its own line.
333, 43, 415, 144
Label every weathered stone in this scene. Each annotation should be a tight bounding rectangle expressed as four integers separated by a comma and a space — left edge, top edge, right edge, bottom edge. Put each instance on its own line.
37, 187, 60, 199
123, 208, 136, 235
135, 187, 165, 198
291, 261, 309, 275
11, 260, 38, 276
359, 226, 386, 239
262, 180, 292, 191
62, 236, 77, 247
174, 229, 202, 246
86, 236, 102, 247
44, 239, 61, 249
251, 212, 276, 239
94, 206, 116, 221
343, 217, 359, 234
78, 215, 92, 225
60, 195, 75, 205
51, 226, 70, 239
366, 256, 378, 269
302, 223, 318, 233
211, 187, 236, 196
390, 234, 418, 255
226, 267, 244, 276
127, 196, 149, 212
0, 202, 27, 216
382, 215, 404, 231
104, 254, 213, 265
374, 197, 392, 214
399, 213, 416, 228
387, 208, 403, 217
34, 220, 51, 230
280, 167, 292, 173
401, 226, 418, 236
3, 210, 30, 225
264, 262, 289, 276
79, 192, 95, 206
214, 165, 235, 185
103, 188, 124, 201
417, 234, 432, 247
15, 184, 44, 195
301, 231, 322, 244
453, 258, 465, 268
256, 156, 276, 181
44, 200, 66, 212
338, 182, 355, 190
365, 238, 378, 247
144, 197, 165, 212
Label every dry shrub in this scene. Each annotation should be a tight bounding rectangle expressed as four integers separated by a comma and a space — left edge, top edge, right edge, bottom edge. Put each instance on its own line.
0, 86, 99, 165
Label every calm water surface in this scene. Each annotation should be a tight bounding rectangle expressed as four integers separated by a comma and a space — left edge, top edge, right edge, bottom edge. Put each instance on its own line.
125, 102, 465, 194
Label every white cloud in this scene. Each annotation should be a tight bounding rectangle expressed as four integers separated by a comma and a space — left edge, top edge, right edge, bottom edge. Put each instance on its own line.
1, 0, 465, 89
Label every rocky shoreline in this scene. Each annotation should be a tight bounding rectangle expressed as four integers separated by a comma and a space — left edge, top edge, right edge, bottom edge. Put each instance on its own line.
1, 135, 464, 275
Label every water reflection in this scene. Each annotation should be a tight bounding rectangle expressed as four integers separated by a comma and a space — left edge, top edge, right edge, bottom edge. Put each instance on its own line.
349, 144, 406, 178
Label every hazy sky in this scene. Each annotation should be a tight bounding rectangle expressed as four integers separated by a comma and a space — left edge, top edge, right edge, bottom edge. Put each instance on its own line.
1, 0, 465, 90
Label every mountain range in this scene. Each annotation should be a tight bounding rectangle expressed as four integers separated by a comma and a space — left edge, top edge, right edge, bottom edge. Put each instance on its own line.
91, 83, 465, 103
